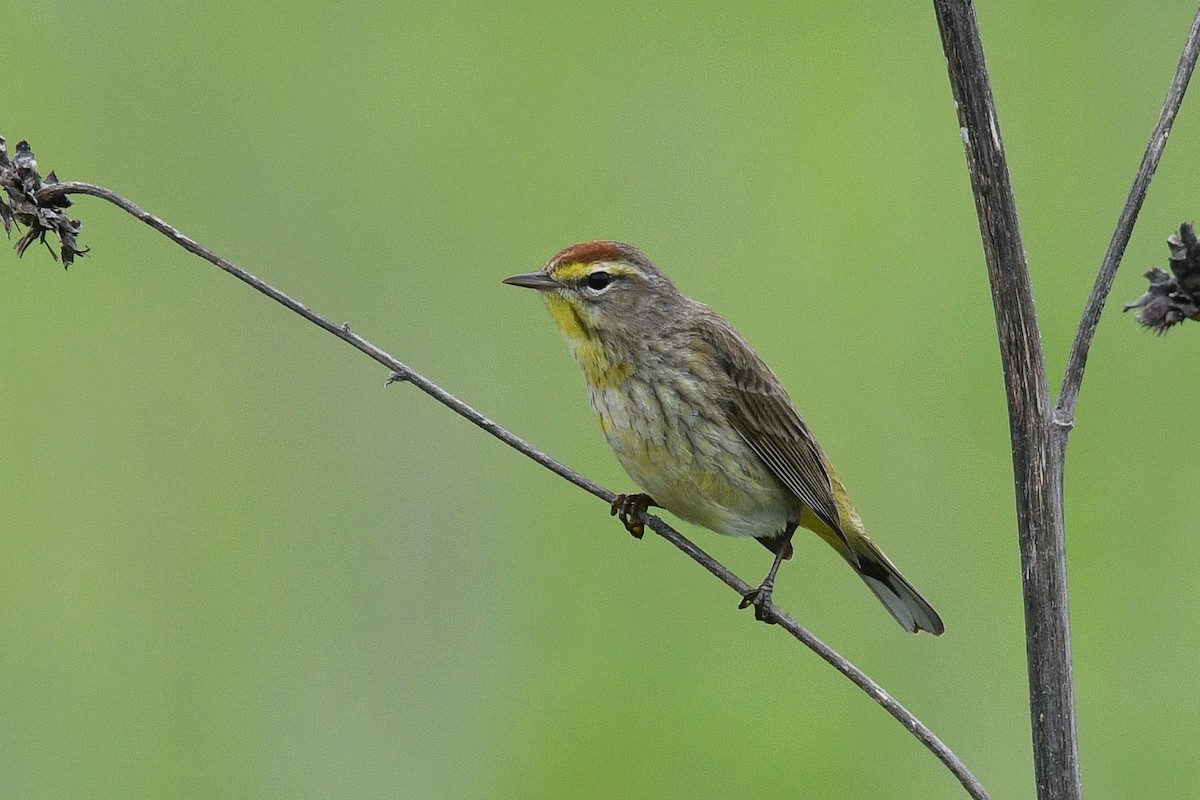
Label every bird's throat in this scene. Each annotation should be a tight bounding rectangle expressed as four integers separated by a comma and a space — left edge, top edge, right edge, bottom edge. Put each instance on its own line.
543, 294, 633, 389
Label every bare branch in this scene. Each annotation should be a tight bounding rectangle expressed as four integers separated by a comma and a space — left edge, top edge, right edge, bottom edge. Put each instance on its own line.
18, 174, 990, 799
1058, 6, 1200, 421
932, 3, 1080, 799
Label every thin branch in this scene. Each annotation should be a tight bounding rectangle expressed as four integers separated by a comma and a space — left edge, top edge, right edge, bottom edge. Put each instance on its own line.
25, 178, 989, 799
933, 3, 1081, 799
1057, 5, 1200, 424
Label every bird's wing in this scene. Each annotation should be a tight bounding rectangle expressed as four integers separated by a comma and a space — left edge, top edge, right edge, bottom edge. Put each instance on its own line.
693, 308, 848, 548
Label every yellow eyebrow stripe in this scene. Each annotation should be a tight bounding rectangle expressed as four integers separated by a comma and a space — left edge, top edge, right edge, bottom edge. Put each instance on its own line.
550, 261, 639, 283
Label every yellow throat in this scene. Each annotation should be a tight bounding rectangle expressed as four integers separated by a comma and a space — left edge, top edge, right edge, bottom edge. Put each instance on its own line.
542, 293, 633, 390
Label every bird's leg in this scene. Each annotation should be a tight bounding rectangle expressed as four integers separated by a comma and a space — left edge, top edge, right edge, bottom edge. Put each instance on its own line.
739, 521, 798, 623
610, 493, 658, 539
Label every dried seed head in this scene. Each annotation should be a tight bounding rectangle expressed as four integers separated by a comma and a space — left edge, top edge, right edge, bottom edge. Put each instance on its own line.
0, 137, 87, 268
1124, 223, 1200, 334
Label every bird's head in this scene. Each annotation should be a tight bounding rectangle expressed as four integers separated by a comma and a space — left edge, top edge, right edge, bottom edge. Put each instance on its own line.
503, 241, 682, 343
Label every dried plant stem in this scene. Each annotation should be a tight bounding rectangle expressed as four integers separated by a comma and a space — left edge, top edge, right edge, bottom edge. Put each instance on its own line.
1058, 6, 1200, 418
35, 178, 989, 800
933, 9, 1077, 796
933, 3, 1200, 799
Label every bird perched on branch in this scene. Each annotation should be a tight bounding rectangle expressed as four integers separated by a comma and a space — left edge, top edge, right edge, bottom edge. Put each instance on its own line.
505, 241, 943, 635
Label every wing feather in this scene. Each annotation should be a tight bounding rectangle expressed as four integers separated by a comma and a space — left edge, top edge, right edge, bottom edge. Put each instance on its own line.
693, 308, 849, 550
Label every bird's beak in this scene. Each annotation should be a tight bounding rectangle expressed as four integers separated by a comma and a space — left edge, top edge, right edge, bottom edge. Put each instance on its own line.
502, 271, 559, 291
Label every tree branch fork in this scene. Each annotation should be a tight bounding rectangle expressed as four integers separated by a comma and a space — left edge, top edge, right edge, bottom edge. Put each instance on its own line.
933, 4, 1200, 800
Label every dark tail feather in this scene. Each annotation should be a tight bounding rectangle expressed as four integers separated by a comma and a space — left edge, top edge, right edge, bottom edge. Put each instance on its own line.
848, 537, 944, 635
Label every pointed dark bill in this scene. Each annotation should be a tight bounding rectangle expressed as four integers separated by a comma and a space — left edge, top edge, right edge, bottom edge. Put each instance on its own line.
503, 272, 558, 290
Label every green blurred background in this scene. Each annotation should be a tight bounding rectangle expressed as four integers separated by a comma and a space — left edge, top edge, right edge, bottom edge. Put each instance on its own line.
3, 2, 1198, 797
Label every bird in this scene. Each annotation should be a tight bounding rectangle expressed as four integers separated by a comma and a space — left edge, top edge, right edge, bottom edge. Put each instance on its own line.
504, 241, 943, 634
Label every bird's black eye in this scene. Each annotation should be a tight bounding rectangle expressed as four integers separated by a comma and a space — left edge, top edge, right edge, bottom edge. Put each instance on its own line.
586, 271, 613, 290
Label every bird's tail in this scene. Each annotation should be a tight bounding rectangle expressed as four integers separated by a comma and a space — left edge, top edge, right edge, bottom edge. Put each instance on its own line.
816, 463, 944, 635
845, 535, 944, 635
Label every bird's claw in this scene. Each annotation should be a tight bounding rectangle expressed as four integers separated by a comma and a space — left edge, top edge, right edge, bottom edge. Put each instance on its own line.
739, 583, 777, 624
610, 493, 655, 539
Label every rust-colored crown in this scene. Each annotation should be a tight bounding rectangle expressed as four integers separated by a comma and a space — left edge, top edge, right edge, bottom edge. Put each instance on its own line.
550, 241, 629, 267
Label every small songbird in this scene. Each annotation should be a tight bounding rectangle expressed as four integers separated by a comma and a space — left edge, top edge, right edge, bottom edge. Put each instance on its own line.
504, 241, 943, 634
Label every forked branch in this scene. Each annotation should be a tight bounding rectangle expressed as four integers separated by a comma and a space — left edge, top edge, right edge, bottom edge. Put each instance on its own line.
933, 2, 1200, 800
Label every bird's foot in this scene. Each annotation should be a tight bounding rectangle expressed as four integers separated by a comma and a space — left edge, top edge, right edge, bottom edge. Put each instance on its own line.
738, 581, 777, 624
610, 493, 656, 539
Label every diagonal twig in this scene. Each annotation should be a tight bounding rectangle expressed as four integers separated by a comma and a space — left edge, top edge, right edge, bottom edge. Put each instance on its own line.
20, 177, 989, 799
1057, 5, 1200, 422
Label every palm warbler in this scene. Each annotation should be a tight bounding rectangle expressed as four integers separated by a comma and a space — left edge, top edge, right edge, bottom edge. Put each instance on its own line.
504, 241, 943, 634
